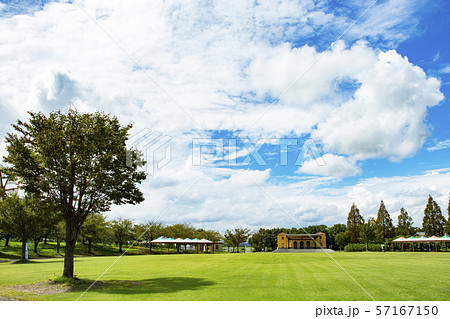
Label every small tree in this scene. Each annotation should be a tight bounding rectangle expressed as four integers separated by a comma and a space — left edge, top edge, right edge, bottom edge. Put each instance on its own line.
248, 228, 266, 252
50, 220, 66, 255
375, 200, 394, 243
325, 224, 347, 250
224, 228, 250, 253
422, 195, 446, 237
359, 217, 376, 251
80, 213, 109, 253
335, 232, 348, 251
0, 201, 13, 247
5, 110, 146, 278
163, 223, 197, 239
397, 207, 414, 237
0, 194, 39, 260
110, 218, 134, 252
345, 203, 364, 243
139, 221, 164, 253
195, 229, 223, 242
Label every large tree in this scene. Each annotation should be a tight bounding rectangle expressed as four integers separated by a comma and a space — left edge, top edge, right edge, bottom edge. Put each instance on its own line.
397, 207, 414, 237
422, 195, 446, 237
445, 196, 450, 236
4, 110, 146, 277
359, 217, 375, 251
0, 164, 17, 199
345, 203, 364, 243
375, 200, 394, 243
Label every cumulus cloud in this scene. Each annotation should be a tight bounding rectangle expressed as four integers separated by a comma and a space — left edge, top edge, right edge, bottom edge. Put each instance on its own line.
297, 153, 361, 177
312, 50, 443, 160
110, 164, 450, 232
0, 0, 447, 230
248, 42, 443, 160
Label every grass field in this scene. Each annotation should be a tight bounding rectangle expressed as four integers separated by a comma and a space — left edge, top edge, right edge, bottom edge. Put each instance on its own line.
0, 252, 449, 301
0, 241, 150, 260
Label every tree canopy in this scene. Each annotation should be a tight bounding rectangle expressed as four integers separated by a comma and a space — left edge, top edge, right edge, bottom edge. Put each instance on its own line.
375, 200, 394, 242
224, 228, 250, 252
345, 203, 364, 243
397, 207, 414, 237
422, 195, 446, 237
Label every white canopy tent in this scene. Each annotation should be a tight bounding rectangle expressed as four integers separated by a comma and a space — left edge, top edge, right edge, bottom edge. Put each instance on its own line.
150, 237, 216, 254
392, 235, 450, 252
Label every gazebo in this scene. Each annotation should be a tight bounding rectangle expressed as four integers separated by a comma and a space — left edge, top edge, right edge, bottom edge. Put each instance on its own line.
392, 235, 450, 252
150, 237, 218, 254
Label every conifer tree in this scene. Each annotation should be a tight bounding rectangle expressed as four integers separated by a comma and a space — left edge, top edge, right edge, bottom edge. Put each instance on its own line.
375, 200, 394, 243
397, 207, 414, 237
345, 203, 364, 243
445, 196, 450, 236
422, 195, 446, 237
359, 217, 375, 251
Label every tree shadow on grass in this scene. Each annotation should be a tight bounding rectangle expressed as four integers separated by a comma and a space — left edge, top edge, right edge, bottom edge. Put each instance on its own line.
82, 277, 216, 295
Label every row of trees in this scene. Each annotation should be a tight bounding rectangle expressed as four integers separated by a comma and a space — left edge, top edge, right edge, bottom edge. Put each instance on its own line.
345, 196, 450, 250
246, 195, 450, 252
0, 195, 223, 258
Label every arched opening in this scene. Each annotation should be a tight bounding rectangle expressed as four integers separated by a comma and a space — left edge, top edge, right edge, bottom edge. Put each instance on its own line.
306, 241, 311, 249
300, 241, 304, 249
293, 241, 298, 249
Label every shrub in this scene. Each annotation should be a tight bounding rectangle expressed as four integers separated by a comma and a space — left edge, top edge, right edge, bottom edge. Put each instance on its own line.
344, 243, 382, 252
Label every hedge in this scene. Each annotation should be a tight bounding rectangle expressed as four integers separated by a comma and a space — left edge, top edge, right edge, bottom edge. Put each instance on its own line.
344, 243, 382, 252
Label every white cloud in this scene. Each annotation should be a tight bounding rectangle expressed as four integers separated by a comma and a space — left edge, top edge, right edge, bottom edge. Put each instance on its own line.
109, 165, 450, 232
0, 0, 446, 232
427, 139, 450, 151
312, 50, 443, 160
297, 153, 361, 177
439, 65, 450, 74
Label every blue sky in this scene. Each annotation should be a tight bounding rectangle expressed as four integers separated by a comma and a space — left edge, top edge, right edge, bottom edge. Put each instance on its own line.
0, 0, 449, 231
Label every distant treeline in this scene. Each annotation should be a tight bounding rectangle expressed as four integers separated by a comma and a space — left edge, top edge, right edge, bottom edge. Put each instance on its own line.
248, 195, 450, 252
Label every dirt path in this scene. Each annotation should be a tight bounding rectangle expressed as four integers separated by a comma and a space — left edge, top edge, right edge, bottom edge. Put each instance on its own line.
0, 295, 17, 301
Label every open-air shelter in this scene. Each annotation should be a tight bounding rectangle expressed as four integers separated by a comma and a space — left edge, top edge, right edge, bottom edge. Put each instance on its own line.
150, 237, 218, 254
392, 235, 450, 252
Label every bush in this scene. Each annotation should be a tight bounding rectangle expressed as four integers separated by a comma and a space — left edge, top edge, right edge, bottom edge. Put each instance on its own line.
344, 243, 382, 252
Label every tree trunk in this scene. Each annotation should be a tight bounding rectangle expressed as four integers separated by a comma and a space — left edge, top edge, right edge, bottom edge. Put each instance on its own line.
149, 242, 152, 253
88, 241, 92, 253
119, 242, 123, 253
62, 217, 79, 278
56, 239, 61, 254
366, 242, 368, 252
44, 236, 48, 244
5, 234, 11, 247
21, 240, 27, 261
33, 238, 39, 253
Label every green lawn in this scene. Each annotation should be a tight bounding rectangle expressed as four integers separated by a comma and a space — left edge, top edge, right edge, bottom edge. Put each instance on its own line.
0, 241, 152, 260
0, 252, 449, 301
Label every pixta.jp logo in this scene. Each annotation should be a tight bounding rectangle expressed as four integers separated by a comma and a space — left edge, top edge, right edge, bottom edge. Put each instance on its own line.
126, 128, 172, 176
